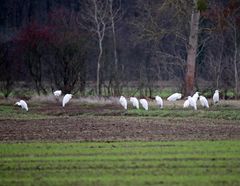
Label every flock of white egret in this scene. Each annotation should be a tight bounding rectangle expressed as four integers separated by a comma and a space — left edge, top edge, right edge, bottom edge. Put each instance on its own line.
14, 89, 220, 112
119, 90, 220, 111
15, 90, 72, 111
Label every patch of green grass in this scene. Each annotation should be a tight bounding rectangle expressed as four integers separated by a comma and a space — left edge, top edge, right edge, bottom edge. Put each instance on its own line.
154, 88, 173, 99
226, 90, 235, 98
126, 107, 240, 120
0, 141, 239, 185
0, 104, 51, 120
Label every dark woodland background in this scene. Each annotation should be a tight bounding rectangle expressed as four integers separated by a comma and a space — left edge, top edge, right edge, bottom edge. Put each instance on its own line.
0, 0, 239, 98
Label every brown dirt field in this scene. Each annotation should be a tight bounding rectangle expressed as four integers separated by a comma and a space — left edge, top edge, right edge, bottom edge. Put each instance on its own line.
1, 103, 240, 142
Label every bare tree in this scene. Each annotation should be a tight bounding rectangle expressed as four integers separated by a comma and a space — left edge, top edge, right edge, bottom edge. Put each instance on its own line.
49, 7, 88, 94
204, 48, 224, 90
130, 0, 192, 93
16, 22, 52, 95
79, 0, 109, 96
109, 0, 122, 96
225, 6, 240, 98
204, 0, 240, 98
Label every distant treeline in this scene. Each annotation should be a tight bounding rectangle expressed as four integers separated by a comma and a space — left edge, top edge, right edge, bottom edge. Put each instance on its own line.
0, 0, 239, 98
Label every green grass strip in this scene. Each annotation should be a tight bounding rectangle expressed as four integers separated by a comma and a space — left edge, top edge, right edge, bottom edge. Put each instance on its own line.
0, 140, 240, 186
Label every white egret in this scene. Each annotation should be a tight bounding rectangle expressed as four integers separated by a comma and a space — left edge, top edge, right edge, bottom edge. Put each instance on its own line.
192, 91, 199, 102
119, 96, 127, 110
130, 97, 139, 109
54, 90, 62, 97
213, 90, 219, 104
155, 96, 163, 109
15, 100, 28, 111
183, 99, 189, 108
140, 99, 148, 110
199, 95, 209, 108
62, 94, 72, 107
167, 93, 182, 101
188, 96, 197, 110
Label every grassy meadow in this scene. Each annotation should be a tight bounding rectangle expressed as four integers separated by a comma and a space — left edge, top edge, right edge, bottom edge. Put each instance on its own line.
0, 141, 240, 186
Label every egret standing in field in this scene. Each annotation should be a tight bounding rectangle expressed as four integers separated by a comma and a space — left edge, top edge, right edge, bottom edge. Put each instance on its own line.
140, 99, 148, 110
188, 96, 197, 110
167, 93, 182, 101
199, 95, 209, 108
15, 100, 28, 111
183, 99, 189, 108
130, 97, 139, 109
119, 96, 127, 110
192, 91, 199, 102
167, 93, 182, 107
213, 90, 219, 104
54, 90, 62, 103
62, 94, 72, 107
54, 90, 62, 97
155, 96, 163, 109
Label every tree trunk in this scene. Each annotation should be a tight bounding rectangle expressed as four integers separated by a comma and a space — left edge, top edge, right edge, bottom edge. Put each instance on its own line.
233, 47, 238, 99
79, 59, 86, 96
184, 1, 200, 96
96, 38, 103, 96
109, 0, 120, 96
233, 25, 239, 99
216, 64, 221, 89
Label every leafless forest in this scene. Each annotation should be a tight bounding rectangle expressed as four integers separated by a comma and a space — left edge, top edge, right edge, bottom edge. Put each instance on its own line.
0, 0, 239, 98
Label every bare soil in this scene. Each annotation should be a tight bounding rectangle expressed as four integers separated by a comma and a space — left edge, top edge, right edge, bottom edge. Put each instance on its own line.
0, 103, 240, 141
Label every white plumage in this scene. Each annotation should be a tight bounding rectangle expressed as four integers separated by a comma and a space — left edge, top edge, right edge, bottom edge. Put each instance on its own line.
15, 100, 28, 111
140, 99, 148, 110
130, 97, 139, 109
183, 99, 189, 108
167, 93, 182, 101
62, 94, 72, 107
119, 96, 127, 110
213, 90, 219, 104
192, 92, 199, 102
155, 96, 163, 109
199, 95, 209, 108
54, 90, 62, 97
188, 96, 197, 110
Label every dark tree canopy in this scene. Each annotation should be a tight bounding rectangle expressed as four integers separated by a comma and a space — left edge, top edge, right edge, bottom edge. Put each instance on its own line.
0, 0, 239, 97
